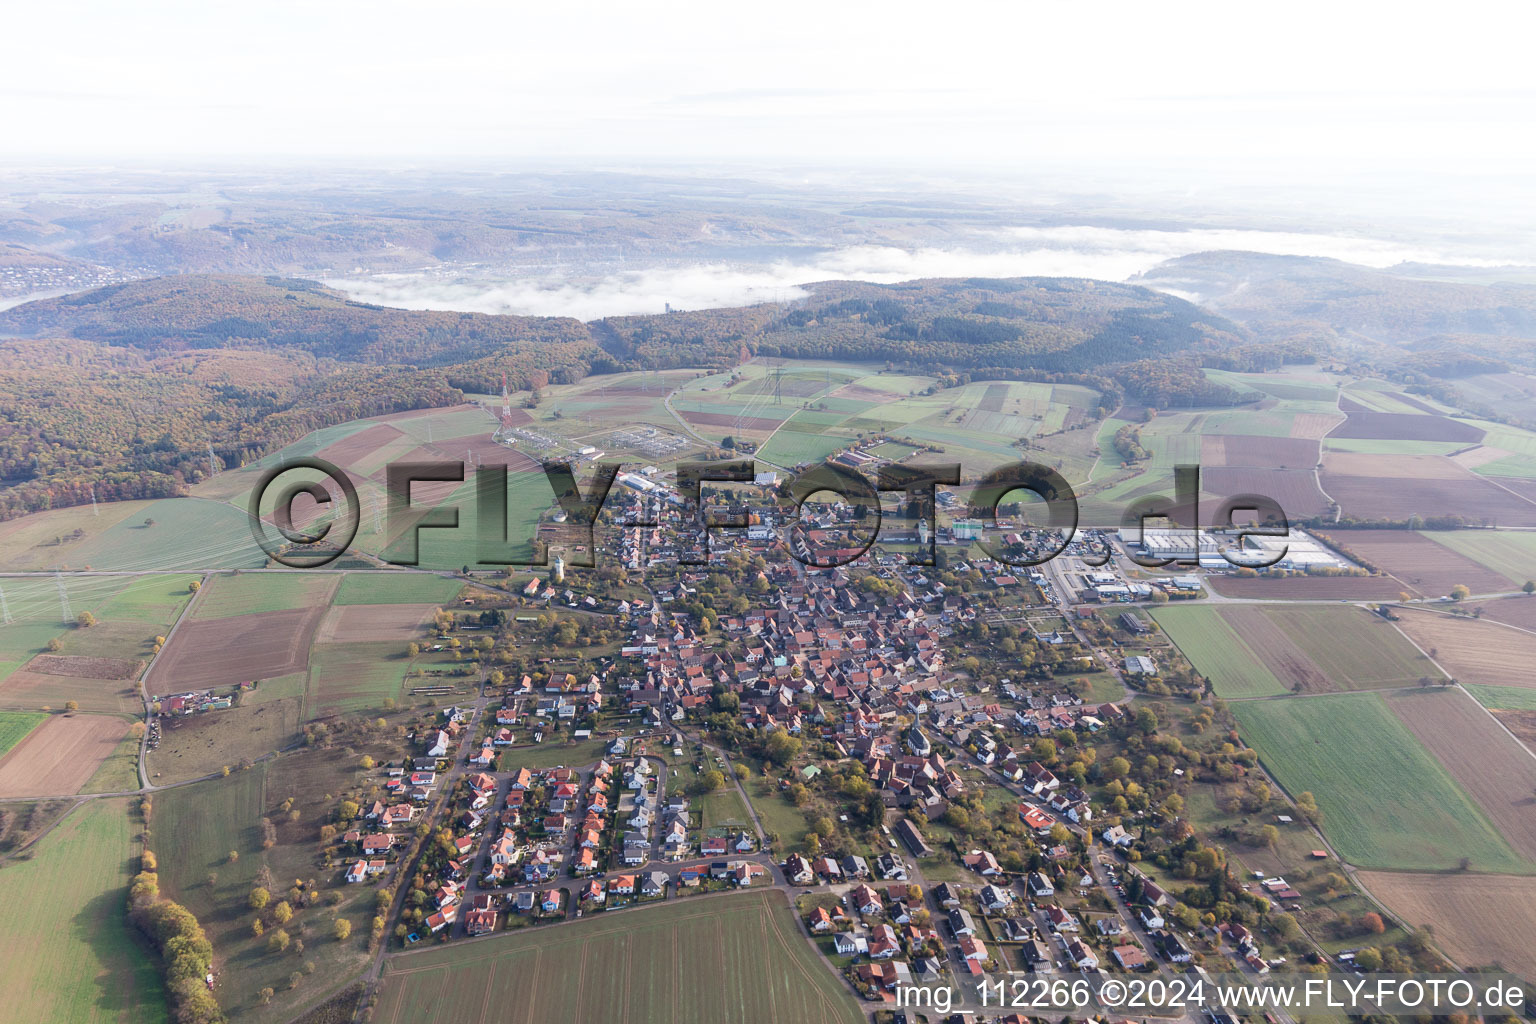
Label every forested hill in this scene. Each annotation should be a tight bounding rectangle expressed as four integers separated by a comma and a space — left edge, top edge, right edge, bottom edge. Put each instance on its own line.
603, 276, 1252, 379
0, 275, 609, 385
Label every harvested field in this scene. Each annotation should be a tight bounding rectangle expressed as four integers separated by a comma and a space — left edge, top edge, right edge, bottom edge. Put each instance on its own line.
1201, 467, 1331, 519
1385, 687, 1536, 861
0, 713, 128, 796
1214, 606, 1331, 692
315, 603, 435, 643
1320, 452, 1536, 526
1466, 595, 1536, 631
0, 663, 143, 715
149, 697, 301, 784
1289, 412, 1343, 438
1331, 410, 1485, 442
149, 605, 326, 692
1450, 444, 1510, 470
315, 421, 406, 469
1424, 530, 1536, 585
1395, 609, 1536, 688
680, 410, 782, 431
24, 653, 141, 680
1358, 871, 1536, 976
1206, 574, 1408, 601
1315, 529, 1514, 596
1201, 435, 1319, 467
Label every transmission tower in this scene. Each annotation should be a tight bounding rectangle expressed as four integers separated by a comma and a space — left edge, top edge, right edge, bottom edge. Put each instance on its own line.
372, 496, 383, 534
0, 583, 11, 625
207, 441, 218, 478
55, 571, 72, 624
774, 362, 783, 404
89, 484, 99, 517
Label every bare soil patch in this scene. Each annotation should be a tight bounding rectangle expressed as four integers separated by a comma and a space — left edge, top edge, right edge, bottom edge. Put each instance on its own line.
1320, 453, 1536, 526
1331, 411, 1484, 443
1202, 435, 1319, 468
1467, 596, 1536, 631
315, 603, 435, 644
1386, 688, 1536, 861
315, 422, 406, 469
150, 606, 326, 692
0, 714, 128, 797
1317, 529, 1514, 596
1202, 467, 1331, 519
1358, 871, 1536, 976
25, 654, 142, 680
1290, 412, 1344, 439
1206, 575, 1407, 600
1395, 608, 1536, 688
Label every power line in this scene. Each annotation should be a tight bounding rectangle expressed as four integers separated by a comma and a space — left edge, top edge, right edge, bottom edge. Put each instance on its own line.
55, 571, 73, 624
0, 583, 12, 625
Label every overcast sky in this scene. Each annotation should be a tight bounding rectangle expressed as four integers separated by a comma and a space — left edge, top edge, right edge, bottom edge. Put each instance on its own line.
6, 0, 1534, 183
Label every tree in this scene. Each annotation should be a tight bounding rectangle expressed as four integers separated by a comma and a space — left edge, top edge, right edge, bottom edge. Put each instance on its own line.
1450, 584, 1470, 602
259, 987, 274, 1005
332, 918, 352, 941
359, 755, 375, 770
188, 580, 200, 593
338, 799, 360, 821
1354, 947, 1382, 971
64, 700, 79, 712
45, 637, 62, 652
272, 900, 293, 925
226, 849, 239, 863
267, 929, 290, 953
1259, 824, 1280, 849
1360, 911, 1386, 934
251, 918, 265, 937
75, 611, 96, 628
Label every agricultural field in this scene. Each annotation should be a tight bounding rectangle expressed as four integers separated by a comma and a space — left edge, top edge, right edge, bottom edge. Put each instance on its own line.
80, 733, 145, 793
153, 765, 267, 906
0, 497, 269, 573
1204, 574, 1408, 601
1319, 451, 1536, 527
0, 799, 166, 1024
1358, 871, 1536, 978
1384, 687, 1536, 862
190, 572, 339, 619
149, 601, 328, 694
1232, 691, 1530, 873
1466, 684, 1536, 711
1251, 605, 1442, 690
332, 572, 463, 606
1150, 606, 1286, 698
373, 890, 863, 1024
1314, 529, 1515, 596
1461, 594, 1536, 631
314, 603, 435, 644
1394, 608, 1536, 689
0, 713, 130, 797
306, 642, 416, 716
1423, 530, 1536, 586
1154, 604, 1436, 696
0, 711, 44, 756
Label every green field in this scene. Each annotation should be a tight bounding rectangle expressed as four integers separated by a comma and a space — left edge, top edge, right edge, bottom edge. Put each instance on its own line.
307, 642, 415, 715
1259, 606, 1441, 689
1425, 530, 1536, 585
1465, 684, 1536, 711
154, 766, 267, 909
1151, 606, 1287, 698
191, 572, 337, 619
1233, 692, 1529, 872
0, 711, 45, 756
373, 890, 862, 1024
333, 572, 464, 606
0, 800, 167, 1023
79, 733, 144, 793
7, 498, 269, 572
